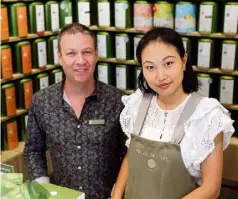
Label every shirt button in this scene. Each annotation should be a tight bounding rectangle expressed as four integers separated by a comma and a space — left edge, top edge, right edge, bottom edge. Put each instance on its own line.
78, 166, 82, 170
77, 146, 81, 149
77, 125, 81, 128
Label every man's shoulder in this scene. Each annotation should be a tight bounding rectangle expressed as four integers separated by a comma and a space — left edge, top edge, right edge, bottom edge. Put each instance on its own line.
32, 82, 62, 102
97, 81, 124, 100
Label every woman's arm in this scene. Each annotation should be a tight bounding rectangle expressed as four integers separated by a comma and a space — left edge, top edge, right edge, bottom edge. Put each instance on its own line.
183, 132, 223, 199
111, 152, 129, 199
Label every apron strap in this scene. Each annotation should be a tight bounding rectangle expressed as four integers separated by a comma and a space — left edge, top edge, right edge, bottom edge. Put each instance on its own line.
134, 93, 153, 136
171, 93, 203, 144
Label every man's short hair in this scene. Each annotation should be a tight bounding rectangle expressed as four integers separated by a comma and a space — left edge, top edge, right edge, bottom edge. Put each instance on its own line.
57, 23, 97, 52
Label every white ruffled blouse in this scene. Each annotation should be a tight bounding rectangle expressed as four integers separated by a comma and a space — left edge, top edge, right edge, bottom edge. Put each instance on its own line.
120, 89, 235, 185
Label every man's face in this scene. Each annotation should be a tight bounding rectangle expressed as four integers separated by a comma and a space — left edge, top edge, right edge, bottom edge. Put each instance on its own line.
58, 32, 98, 84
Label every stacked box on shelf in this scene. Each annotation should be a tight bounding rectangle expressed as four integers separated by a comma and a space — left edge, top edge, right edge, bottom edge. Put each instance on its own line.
116, 64, 133, 91
13, 41, 32, 74
97, 32, 114, 58
97, 0, 113, 28
49, 69, 64, 85
219, 76, 236, 105
16, 78, 33, 110
47, 36, 59, 65
28, 2, 45, 35
45, 1, 60, 32
134, 34, 143, 62
1, 119, 19, 151
1, 4, 10, 41
115, 33, 131, 61
153, 1, 174, 29
32, 38, 47, 70
134, 67, 141, 89
1, 83, 17, 117
114, 0, 132, 29
77, 0, 91, 26
18, 113, 28, 141
97, 62, 115, 86
134, 1, 152, 31
33, 73, 49, 92
9, 3, 28, 38
1, 45, 13, 80
223, 2, 238, 35
59, 0, 73, 28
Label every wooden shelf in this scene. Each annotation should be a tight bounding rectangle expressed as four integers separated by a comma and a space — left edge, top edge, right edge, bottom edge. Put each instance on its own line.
90, 26, 238, 39
2, 0, 34, 2
1, 109, 28, 123
1, 65, 61, 85
98, 58, 238, 76
1, 142, 25, 163
1, 31, 58, 44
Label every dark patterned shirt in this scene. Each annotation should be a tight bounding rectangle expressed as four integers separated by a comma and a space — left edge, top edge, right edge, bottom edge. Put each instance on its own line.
24, 80, 127, 199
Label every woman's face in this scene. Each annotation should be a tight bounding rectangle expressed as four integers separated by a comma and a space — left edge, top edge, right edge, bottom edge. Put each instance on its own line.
141, 41, 187, 98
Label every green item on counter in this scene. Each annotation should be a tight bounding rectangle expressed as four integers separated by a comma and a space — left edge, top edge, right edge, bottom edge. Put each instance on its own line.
59, 0, 72, 28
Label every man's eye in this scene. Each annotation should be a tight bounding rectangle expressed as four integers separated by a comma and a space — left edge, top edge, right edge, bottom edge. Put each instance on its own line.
84, 51, 92, 56
67, 52, 75, 56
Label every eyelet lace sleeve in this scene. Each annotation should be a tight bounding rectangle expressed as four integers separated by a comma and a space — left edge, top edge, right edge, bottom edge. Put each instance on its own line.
181, 97, 235, 184
120, 89, 143, 148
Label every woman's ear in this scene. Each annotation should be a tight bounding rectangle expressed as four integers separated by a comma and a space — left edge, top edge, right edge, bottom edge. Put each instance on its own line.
182, 53, 188, 71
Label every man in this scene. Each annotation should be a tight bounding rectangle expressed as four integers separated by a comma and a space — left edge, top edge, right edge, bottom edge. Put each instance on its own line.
24, 23, 127, 199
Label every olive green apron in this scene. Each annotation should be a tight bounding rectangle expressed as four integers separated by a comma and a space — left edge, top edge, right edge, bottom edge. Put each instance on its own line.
125, 93, 202, 199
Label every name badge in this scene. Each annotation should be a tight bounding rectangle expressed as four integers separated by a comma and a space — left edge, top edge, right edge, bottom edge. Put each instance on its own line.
89, 119, 105, 125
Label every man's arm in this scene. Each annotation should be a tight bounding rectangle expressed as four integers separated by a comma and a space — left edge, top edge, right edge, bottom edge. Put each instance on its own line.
24, 95, 49, 182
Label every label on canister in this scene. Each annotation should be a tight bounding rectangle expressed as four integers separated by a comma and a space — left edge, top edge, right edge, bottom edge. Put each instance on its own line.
134, 3, 152, 30
6, 121, 18, 150
221, 43, 236, 70
199, 4, 213, 32
35, 5, 45, 33
54, 71, 63, 83
37, 41, 47, 69
5, 86, 16, 116
220, 79, 234, 104
153, 2, 173, 28
1, 47, 13, 79
21, 45, 32, 74
51, 4, 59, 31
175, 3, 196, 33
78, 2, 90, 26
23, 80, 33, 109
98, 2, 110, 27
16, 6, 28, 37
115, 2, 127, 28
134, 35, 142, 61
40, 76, 49, 90
97, 34, 107, 57
197, 42, 211, 67
116, 66, 126, 89
116, 36, 128, 60
197, 75, 211, 97
224, 5, 238, 34
98, 64, 109, 84
53, 39, 59, 65
1, 7, 10, 40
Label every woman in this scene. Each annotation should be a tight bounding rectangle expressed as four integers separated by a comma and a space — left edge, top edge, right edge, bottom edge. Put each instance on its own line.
111, 27, 234, 199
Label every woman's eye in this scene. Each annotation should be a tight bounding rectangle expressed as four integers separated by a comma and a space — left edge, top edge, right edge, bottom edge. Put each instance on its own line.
145, 65, 155, 71
165, 61, 173, 67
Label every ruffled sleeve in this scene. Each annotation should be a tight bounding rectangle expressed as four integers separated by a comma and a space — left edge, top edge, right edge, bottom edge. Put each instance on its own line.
181, 97, 235, 184
120, 89, 143, 148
